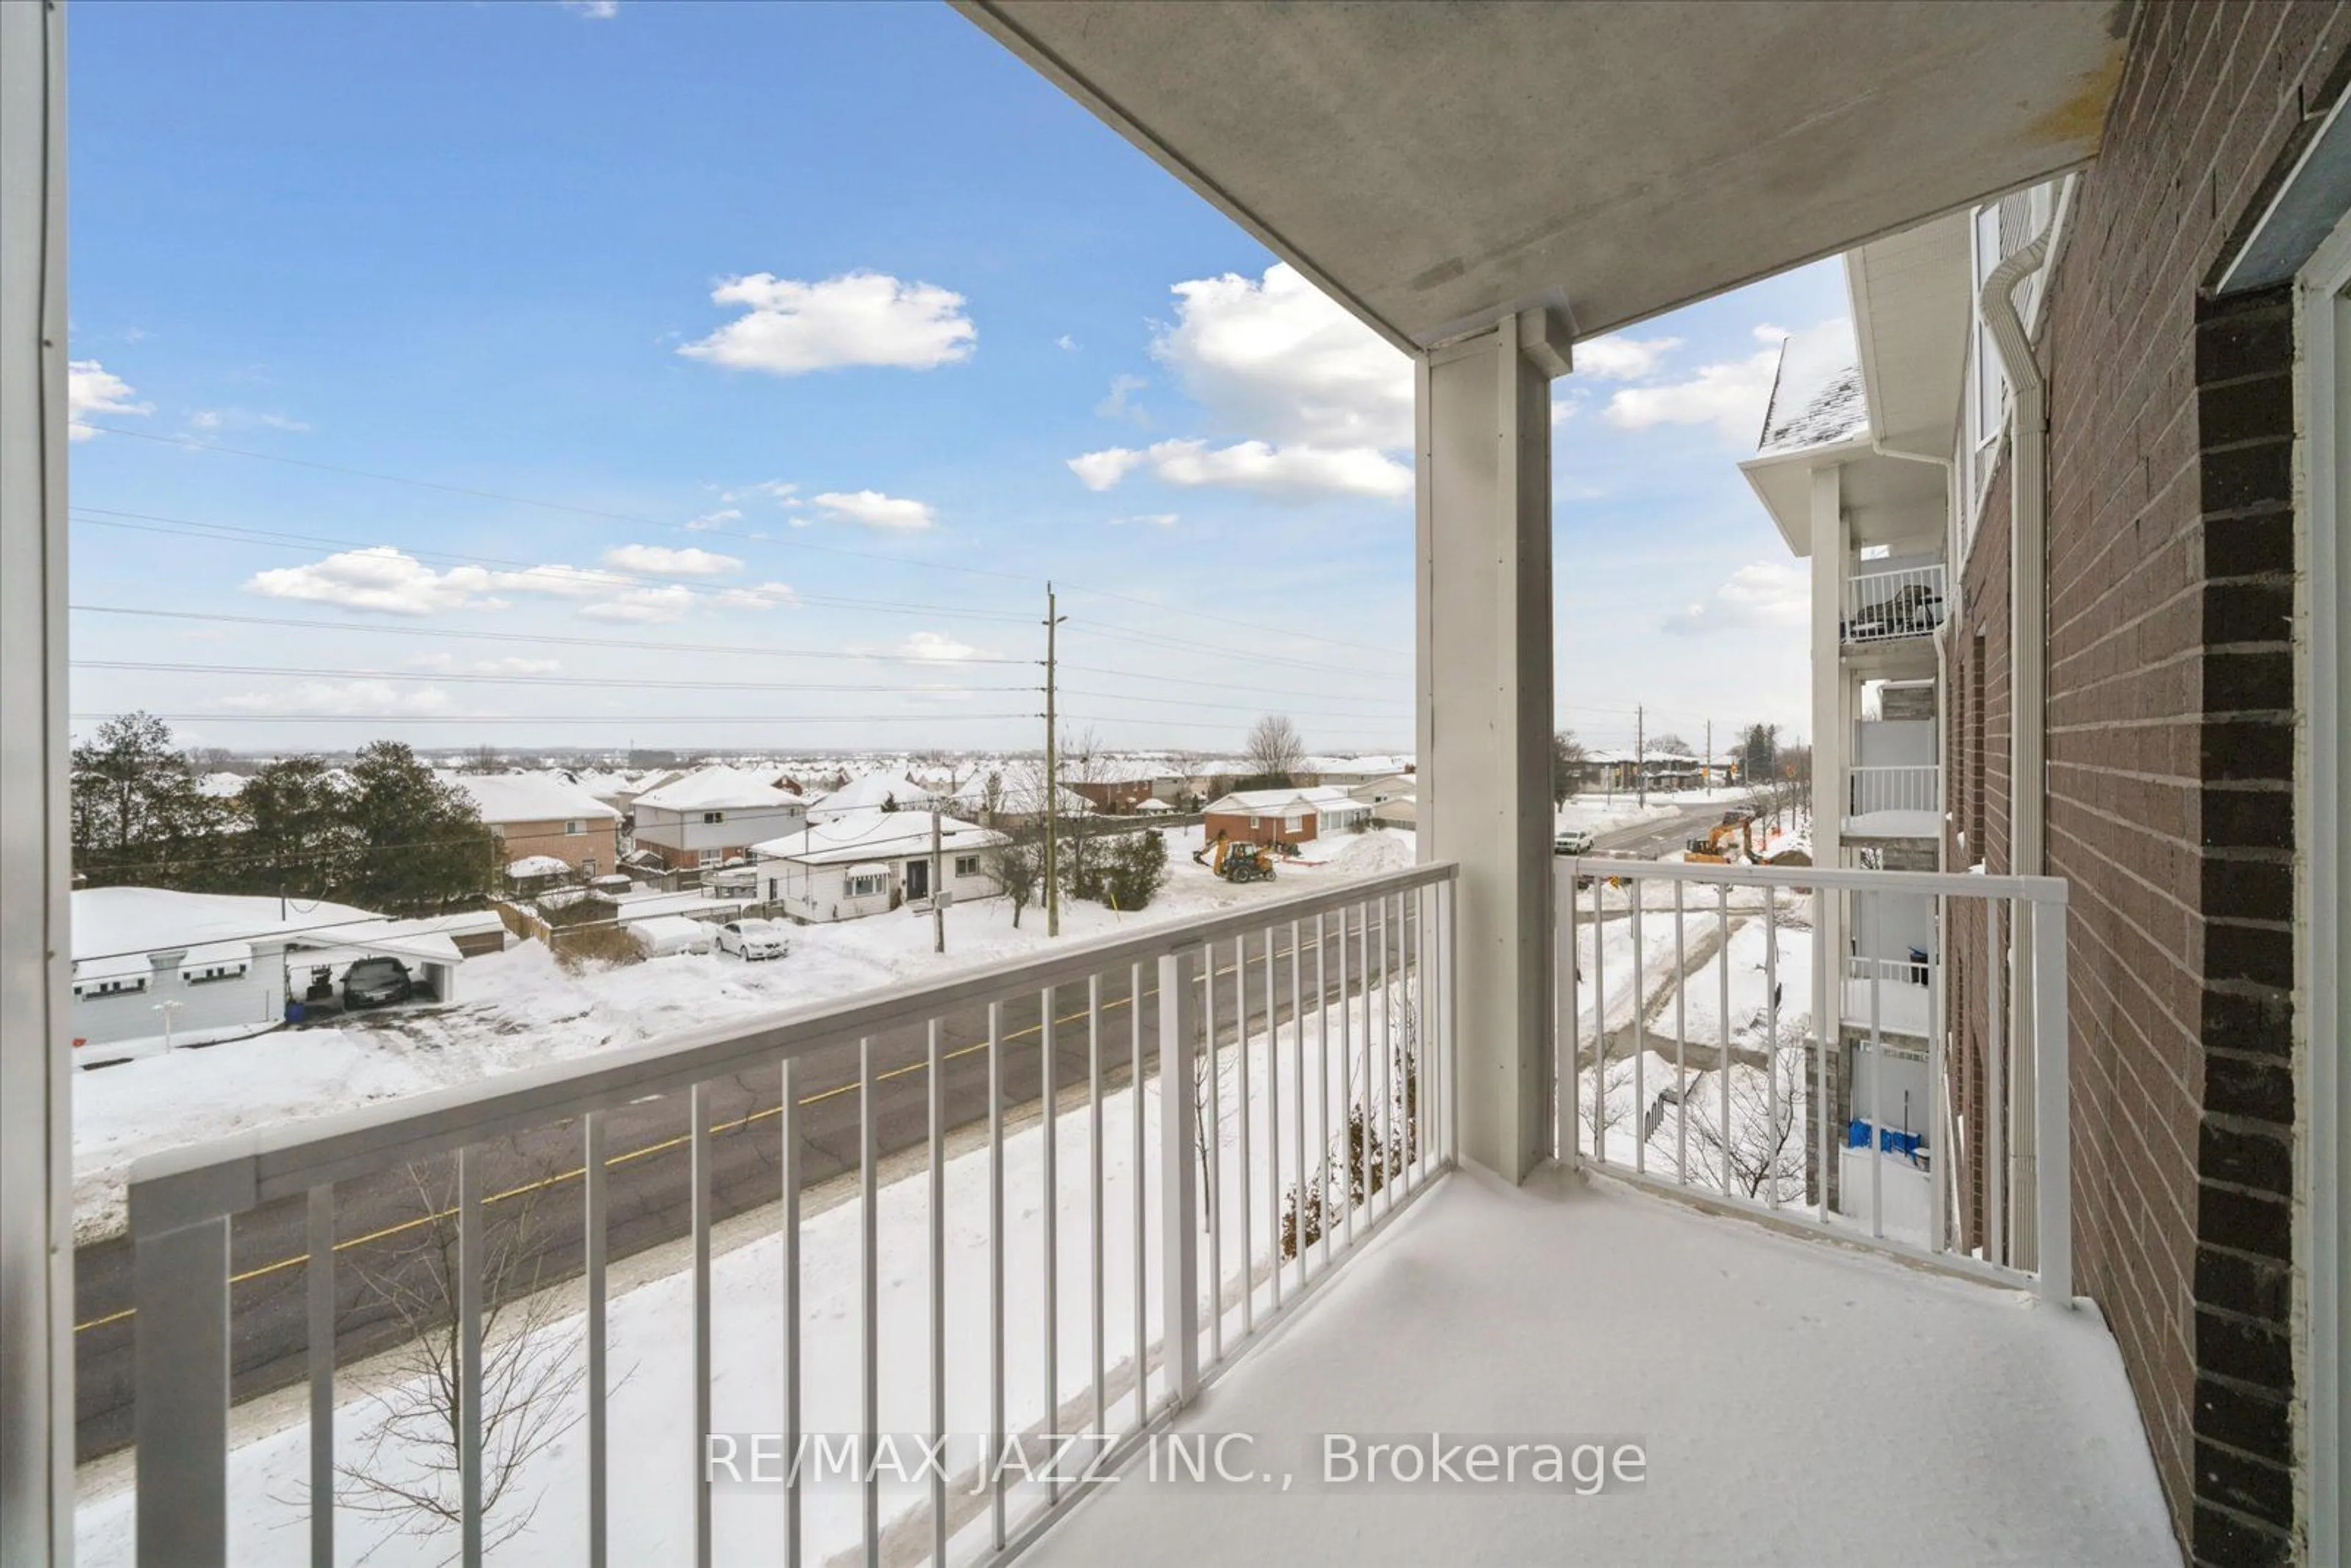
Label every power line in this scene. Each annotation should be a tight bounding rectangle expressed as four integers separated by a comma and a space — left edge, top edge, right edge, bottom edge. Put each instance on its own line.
74, 659, 1033, 697
1064, 619, 1393, 678
73, 712, 1038, 726
70, 605, 1037, 665
72, 422, 1411, 658
70, 507, 1040, 626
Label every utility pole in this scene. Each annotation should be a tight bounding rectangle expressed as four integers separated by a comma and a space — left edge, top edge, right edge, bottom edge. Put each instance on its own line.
931, 801, 945, 955
1043, 583, 1067, 937
1635, 703, 1646, 809
1704, 719, 1713, 796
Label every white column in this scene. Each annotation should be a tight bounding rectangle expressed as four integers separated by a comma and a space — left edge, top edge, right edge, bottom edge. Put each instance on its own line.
1809, 467, 1847, 1201
0, 2, 75, 1558
1416, 307, 1565, 1182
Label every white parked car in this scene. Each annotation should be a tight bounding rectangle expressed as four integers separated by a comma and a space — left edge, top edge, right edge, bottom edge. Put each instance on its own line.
1553, 828, 1595, 855
716, 918, 789, 961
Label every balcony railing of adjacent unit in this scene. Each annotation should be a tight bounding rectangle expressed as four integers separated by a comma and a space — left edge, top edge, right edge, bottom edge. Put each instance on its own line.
1842, 563, 1947, 643
1553, 857, 2068, 1295
125, 863, 1457, 1568
1846, 763, 1939, 820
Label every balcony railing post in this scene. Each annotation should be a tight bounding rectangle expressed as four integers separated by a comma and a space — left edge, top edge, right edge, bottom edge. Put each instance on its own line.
1157, 948, 1200, 1406
135, 1213, 231, 1568
2031, 893, 2072, 1304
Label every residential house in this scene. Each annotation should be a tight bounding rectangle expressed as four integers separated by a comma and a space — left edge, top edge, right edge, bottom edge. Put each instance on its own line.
68, 887, 470, 1063
451, 772, 623, 878
806, 770, 937, 821
1201, 784, 1372, 848
629, 764, 809, 871
752, 812, 1003, 924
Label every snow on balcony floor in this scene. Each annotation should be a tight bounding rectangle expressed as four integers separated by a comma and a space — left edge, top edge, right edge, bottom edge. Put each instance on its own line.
1024, 1166, 2175, 1568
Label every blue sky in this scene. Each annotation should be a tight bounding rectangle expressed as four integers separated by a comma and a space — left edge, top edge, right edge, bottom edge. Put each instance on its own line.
66, 0, 1846, 760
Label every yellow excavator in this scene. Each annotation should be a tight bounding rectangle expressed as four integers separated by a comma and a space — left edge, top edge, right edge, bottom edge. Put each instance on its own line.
1195, 831, 1277, 883
1684, 811, 1757, 865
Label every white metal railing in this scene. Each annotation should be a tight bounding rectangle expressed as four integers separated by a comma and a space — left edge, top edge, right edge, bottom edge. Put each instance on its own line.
1847, 763, 1938, 819
1553, 857, 2068, 1300
1842, 563, 1947, 643
126, 863, 1457, 1567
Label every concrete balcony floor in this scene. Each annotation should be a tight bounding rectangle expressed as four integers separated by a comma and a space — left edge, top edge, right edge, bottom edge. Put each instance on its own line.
1026, 1166, 2176, 1567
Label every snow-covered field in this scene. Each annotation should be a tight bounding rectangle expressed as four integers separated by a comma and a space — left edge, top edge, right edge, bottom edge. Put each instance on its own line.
72, 827, 1417, 1242
1553, 786, 1749, 840
73, 969, 1423, 1567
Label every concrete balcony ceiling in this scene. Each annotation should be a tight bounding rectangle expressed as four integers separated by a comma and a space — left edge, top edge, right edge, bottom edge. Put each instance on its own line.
958, 1, 2129, 350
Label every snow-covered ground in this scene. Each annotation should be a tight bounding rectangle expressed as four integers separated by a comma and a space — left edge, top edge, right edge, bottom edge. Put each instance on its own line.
1554, 786, 1749, 840
73, 971, 1422, 1566
71, 827, 1415, 1242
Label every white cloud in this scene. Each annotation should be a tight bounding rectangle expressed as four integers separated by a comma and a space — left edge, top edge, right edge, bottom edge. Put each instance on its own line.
1110, 513, 1179, 528
897, 631, 975, 662
1071, 438, 1409, 501
68, 360, 152, 441
560, 1, 620, 18
402, 653, 563, 675
1056, 334, 1079, 352
684, 508, 741, 531
720, 479, 799, 506
1572, 332, 1681, 380
187, 407, 310, 437
1663, 561, 1809, 634
579, 585, 695, 624
602, 543, 741, 576
810, 489, 936, 530
1153, 262, 1411, 449
246, 548, 501, 616
712, 580, 800, 611
484, 563, 629, 600
679, 272, 974, 376
1095, 373, 1149, 424
1068, 448, 1146, 492
1602, 339, 1782, 446
221, 680, 457, 716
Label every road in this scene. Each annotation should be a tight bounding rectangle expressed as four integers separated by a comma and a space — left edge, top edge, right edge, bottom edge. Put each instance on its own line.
72, 912, 1414, 1462
1583, 795, 1744, 859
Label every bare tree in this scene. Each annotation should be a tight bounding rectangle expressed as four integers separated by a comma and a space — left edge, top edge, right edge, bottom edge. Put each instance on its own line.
1243, 715, 1306, 782
330, 1158, 586, 1560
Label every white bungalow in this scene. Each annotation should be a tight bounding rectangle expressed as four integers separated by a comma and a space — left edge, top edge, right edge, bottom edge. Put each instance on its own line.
752, 813, 1004, 924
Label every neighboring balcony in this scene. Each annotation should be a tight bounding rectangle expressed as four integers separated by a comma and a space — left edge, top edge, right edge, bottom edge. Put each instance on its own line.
1844, 763, 1940, 839
1840, 562, 1947, 646
107, 860, 2177, 1568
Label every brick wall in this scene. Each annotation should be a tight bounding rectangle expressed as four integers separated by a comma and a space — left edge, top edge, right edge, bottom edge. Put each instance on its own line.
1941, 4, 2351, 1559
1947, 462, 2010, 1254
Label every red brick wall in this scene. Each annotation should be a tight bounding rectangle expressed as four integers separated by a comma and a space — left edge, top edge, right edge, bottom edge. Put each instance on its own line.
1201, 809, 1316, 849
1943, 6, 2351, 1559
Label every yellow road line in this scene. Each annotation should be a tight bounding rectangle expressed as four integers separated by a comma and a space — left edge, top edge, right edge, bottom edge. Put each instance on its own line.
73, 971, 1232, 1334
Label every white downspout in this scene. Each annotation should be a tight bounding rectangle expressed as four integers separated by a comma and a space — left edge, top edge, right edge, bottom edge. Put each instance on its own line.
1981, 227, 2053, 1267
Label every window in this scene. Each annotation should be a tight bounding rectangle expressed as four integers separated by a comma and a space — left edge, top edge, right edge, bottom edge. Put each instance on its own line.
489, 823, 506, 840
702, 811, 725, 825
1283, 813, 1303, 833
698, 848, 722, 868
183, 963, 247, 985
954, 854, 981, 878
847, 871, 888, 898
564, 819, 585, 836
1248, 815, 1261, 829
77, 976, 147, 999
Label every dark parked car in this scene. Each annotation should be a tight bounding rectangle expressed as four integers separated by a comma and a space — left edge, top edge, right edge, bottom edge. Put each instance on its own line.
340, 956, 413, 1010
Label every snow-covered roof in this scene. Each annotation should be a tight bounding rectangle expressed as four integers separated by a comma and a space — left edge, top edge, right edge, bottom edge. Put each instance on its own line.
196, 771, 249, 800
945, 776, 1090, 815
454, 773, 620, 825
809, 771, 934, 817
70, 887, 463, 975
507, 854, 572, 878
753, 812, 1003, 866
632, 764, 806, 813
1758, 320, 1869, 454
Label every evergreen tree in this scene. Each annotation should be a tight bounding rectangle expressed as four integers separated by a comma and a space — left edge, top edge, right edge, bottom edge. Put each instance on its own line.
69, 711, 221, 887
342, 741, 497, 912
238, 756, 360, 900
